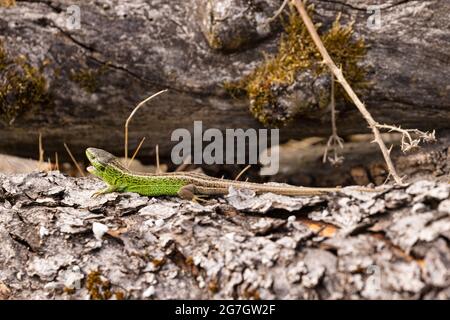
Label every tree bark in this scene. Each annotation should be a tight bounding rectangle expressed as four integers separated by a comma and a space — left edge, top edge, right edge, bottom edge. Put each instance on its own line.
0, 0, 449, 161
1, 172, 450, 299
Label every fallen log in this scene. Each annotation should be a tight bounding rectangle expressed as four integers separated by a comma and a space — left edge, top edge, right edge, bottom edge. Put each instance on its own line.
0, 0, 449, 161
266, 131, 450, 187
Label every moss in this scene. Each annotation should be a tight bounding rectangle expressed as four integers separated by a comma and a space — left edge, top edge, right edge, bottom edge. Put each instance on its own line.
185, 256, 194, 266
63, 287, 76, 295
0, 0, 16, 7
0, 39, 50, 125
85, 270, 125, 300
69, 64, 107, 93
206, 32, 224, 50
203, 19, 250, 51
226, 5, 368, 127
207, 32, 252, 52
321, 17, 368, 99
86, 270, 113, 300
208, 279, 219, 293
243, 288, 261, 300
0, 42, 6, 69
151, 258, 165, 268
114, 291, 125, 300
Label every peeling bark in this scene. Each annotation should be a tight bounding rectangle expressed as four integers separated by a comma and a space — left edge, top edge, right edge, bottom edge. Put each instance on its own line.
0, 171, 450, 299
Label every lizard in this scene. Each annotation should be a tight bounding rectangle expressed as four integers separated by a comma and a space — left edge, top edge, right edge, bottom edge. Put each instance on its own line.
86, 147, 376, 200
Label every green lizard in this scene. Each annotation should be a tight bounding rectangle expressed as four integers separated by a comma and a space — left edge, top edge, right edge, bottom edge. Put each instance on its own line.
86, 147, 374, 200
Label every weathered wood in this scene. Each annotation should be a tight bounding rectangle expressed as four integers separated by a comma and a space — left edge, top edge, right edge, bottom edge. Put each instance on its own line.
1, 172, 449, 299
266, 132, 450, 187
0, 0, 449, 161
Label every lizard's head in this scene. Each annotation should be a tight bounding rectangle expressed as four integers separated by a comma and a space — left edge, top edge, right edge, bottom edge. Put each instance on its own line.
86, 147, 117, 179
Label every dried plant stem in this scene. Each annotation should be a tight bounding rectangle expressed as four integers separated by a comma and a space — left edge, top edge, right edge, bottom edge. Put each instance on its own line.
124, 89, 168, 161
127, 137, 146, 168
55, 152, 59, 171
330, 76, 337, 137
155, 144, 161, 174
265, 0, 289, 25
292, 0, 403, 184
64, 143, 85, 177
323, 75, 344, 165
376, 124, 435, 152
38, 132, 44, 171
235, 165, 251, 181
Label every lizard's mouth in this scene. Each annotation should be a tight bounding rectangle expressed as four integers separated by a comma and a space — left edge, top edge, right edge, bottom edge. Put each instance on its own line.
87, 166, 97, 175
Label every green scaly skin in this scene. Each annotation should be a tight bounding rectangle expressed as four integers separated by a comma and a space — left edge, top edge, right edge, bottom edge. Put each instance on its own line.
86, 148, 374, 199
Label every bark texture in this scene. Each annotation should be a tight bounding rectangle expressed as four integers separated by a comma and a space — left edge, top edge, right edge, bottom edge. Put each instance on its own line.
0, 0, 449, 160
1, 171, 450, 299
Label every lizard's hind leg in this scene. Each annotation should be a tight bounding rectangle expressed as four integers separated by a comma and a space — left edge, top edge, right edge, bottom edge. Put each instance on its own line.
177, 184, 205, 202
177, 184, 228, 202
178, 184, 215, 203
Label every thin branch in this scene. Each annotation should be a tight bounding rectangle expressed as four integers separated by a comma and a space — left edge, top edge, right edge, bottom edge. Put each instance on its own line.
292, 0, 403, 184
376, 124, 435, 152
124, 89, 168, 161
64, 143, 85, 177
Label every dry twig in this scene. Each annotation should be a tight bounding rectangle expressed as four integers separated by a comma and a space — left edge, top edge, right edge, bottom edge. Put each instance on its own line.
235, 165, 252, 181
264, 0, 289, 25
376, 124, 435, 153
155, 144, 161, 174
127, 137, 146, 168
322, 75, 344, 165
291, 0, 435, 184
55, 152, 59, 171
64, 143, 85, 177
38, 133, 44, 171
124, 89, 168, 161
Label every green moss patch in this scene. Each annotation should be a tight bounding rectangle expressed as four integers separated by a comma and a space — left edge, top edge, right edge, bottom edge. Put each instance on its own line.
69, 64, 108, 93
226, 5, 368, 127
0, 39, 50, 125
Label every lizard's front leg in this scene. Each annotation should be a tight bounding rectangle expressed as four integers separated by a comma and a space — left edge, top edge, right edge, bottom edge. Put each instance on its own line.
91, 185, 118, 198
